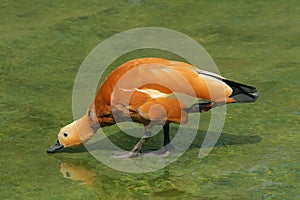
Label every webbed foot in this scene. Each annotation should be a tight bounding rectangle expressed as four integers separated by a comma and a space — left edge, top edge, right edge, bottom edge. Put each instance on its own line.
112, 151, 140, 158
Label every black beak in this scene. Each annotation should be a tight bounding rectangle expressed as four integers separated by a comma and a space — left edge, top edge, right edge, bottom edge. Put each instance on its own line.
47, 139, 64, 153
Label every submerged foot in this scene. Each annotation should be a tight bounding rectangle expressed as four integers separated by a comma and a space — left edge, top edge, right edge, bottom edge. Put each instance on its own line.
112, 144, 174, 158
112, 151, 140, 158
142, 149, 170, 157
142, 144, 173, 157
112, 149, 170, 158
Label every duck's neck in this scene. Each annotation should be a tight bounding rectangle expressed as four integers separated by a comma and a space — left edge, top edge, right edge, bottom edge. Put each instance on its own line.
75, 113, 98, 143
87, 110, 101, 132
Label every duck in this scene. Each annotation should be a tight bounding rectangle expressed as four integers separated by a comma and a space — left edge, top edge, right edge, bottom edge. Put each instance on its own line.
47, 58, 258, 157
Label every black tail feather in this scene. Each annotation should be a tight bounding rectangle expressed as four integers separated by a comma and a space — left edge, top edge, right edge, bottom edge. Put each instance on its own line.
223, 79, 259, 103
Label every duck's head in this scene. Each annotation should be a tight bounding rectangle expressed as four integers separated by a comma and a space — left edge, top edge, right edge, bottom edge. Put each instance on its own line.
47, 114, 96, 153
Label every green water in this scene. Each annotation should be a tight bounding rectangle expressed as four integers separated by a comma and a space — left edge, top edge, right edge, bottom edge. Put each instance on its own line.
1, 0, 299, 199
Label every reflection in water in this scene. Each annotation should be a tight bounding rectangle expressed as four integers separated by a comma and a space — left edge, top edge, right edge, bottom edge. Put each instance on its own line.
60, 162, 96, 185
58, 159, 188, 198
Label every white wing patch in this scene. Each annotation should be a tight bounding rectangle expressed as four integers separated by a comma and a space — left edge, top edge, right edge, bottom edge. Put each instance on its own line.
135, 88, 170, 98
118, 87, 170, 99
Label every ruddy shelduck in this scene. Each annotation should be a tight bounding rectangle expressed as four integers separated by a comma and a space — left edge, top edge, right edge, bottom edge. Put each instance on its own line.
47, 58, 258, 157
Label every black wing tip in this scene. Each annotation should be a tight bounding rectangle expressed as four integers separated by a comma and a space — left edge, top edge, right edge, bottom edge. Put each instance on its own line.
223, 79, 259, 103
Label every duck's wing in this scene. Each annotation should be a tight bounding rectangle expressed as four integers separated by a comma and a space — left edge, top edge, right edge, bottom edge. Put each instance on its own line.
111, 62, 233, 104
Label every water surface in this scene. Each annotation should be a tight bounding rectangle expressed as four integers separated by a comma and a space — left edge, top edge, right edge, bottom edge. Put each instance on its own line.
1, 0, 299, 199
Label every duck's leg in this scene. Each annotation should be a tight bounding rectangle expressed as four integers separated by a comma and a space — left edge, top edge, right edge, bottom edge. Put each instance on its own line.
163, 123, 173, 151
130, 130, 151, 154
159, 124, 174, 153
112, 130, 151, 158
113, 125, 173, 158
142, 124, 173, 157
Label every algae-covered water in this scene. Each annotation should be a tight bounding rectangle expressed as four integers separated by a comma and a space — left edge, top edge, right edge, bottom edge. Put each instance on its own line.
1, 0, 299, 199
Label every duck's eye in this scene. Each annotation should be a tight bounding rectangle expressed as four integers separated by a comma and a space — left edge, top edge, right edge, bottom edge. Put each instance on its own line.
63, 132, 68, 137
